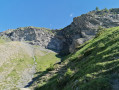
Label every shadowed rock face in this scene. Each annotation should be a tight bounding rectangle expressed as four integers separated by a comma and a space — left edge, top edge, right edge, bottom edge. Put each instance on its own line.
1, 8, 119, 54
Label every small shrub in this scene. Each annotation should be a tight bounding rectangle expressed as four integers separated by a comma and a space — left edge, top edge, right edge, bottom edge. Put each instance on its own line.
65, 68, 74, 77
98, 26, 103, 32
104, 8, 109, 13
47, 63, 55, 71
97, 42, 105, 49
95, 27, 106, 38
96, 7, 100, 11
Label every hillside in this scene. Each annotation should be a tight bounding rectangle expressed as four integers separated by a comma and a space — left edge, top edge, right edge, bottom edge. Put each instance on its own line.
0, 39, 60, 90
1, 8, 119, 55
1, 8, 119, 90
32, 26, 119, 90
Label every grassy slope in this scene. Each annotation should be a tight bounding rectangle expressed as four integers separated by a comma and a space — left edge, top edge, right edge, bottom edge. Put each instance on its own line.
35, 26, 119, 90
0, 39, 60, 89
35, 51, 60, 71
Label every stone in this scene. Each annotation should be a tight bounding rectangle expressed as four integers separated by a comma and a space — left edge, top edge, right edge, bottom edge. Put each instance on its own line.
1, 9, 119, 54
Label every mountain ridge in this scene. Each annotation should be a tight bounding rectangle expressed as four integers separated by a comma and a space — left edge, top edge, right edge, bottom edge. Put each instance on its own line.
1, 8, 119, 55
1, 8, 119, 90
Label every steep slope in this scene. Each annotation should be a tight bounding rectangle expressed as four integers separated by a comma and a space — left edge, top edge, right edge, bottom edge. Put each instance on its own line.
33, 26, 119, 90
1, 8, 119, 90
61, 8, 119, 54
0, 39, 60, 90
0, 41, 34, 89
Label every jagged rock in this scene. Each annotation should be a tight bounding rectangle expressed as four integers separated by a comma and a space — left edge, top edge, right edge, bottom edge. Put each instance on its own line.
61, 9, 119, 54
1, 9, 119, 54
0, 27, 64, 52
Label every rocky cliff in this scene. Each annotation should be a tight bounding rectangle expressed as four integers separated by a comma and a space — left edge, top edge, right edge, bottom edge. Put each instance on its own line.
1, 8, 119, 54
0, 27, 64, 52
61, 8, 119, 53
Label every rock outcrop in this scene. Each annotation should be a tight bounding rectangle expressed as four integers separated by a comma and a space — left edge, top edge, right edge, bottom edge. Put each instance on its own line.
0, 27, 65, 52
1, 8, 119, 54
60, 8, 119, 53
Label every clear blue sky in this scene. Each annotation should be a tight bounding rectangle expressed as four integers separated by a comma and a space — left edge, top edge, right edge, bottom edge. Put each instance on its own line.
0, 0, 119, 31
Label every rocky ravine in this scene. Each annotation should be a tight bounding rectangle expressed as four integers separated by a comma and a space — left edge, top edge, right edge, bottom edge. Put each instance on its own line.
1, 8, 119, 54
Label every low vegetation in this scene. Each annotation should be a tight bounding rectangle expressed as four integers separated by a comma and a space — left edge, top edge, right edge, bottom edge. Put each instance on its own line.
34, 26, 119, 90
1, 22, 119, 90
46, 63, 55, 71
0, 41, 60, 89
34, 49, 60, 71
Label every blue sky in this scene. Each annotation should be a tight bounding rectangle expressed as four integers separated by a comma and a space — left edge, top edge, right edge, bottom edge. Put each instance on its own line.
0, 0, 119, 31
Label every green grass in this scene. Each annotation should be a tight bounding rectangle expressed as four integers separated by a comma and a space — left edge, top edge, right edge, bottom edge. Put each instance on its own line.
35, 51, 60, 71
0, 41, 61, 89
35, 26, 119, 90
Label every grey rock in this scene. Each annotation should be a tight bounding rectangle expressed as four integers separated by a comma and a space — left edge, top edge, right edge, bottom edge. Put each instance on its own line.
1, 9, 119, 54
0, 27, 64, 52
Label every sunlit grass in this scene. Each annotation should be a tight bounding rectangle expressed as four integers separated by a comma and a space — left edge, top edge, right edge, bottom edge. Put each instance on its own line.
35, 26, 119, 90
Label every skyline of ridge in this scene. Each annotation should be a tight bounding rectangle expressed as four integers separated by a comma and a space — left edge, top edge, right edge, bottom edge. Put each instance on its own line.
0, 0, 119, 31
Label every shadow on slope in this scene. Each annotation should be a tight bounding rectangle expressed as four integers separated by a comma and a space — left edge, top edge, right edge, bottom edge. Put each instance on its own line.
34, 26, 119, 90
24, 53, 62, 88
